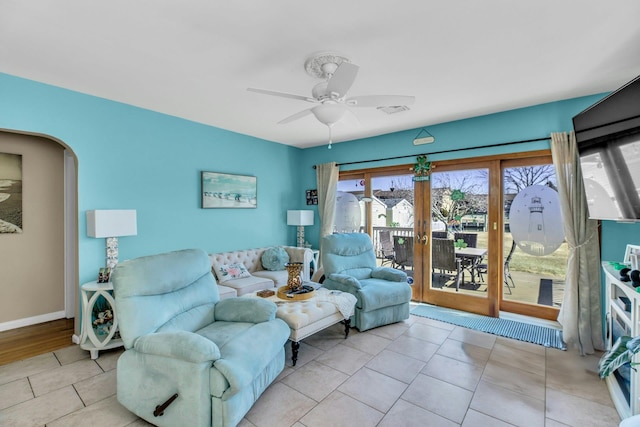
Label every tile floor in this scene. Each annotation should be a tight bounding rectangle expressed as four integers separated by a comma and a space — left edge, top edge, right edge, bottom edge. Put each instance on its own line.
0, 313, 621, 427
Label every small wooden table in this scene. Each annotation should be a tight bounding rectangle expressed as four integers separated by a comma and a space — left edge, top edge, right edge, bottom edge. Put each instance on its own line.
245, 286, 356, 366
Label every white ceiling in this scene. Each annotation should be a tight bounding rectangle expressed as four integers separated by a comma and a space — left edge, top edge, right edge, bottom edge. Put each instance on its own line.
2, 1, 640, 149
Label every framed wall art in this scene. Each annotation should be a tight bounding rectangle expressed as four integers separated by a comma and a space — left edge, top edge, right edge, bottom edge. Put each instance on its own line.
0, 152, 23, 233
201, 171, 257, 209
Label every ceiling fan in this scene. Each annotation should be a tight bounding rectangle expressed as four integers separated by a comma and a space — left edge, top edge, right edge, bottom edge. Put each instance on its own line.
247, 52, 415, 148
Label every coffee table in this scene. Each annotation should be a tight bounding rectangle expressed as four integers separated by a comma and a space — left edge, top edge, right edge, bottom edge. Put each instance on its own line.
245, 286, 356, 366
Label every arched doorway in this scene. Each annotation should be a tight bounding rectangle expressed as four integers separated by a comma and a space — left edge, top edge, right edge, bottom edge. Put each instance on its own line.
0, 129, 79, 336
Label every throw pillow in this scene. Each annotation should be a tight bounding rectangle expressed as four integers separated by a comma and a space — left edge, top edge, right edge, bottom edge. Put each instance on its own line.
216, 263, 251, 283
261, 247, 290, 271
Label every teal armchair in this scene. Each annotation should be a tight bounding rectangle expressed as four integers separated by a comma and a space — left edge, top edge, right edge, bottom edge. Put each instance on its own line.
112, 249, 290, 427
321, 233, 412, 331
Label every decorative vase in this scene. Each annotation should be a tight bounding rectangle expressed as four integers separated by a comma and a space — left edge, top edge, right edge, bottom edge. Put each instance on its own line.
285, 262, 303, 291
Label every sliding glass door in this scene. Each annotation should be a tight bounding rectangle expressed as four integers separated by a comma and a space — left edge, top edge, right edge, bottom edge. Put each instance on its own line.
336, 152, 563, 320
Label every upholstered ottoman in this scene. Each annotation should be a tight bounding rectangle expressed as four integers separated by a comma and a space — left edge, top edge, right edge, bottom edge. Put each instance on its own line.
245, 287, 356, 366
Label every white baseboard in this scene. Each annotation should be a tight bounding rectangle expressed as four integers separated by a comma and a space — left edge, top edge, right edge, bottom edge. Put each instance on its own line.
0, 311, 66, 332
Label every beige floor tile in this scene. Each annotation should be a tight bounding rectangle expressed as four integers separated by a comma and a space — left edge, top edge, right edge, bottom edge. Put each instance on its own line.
95, 347, 124, 371
422, 353, 484, 391
546, 348, 614, 407
387, 335, 439, 362
73, 368, 117, 406
366, 349, 426, 384
437, 338, 492, 367
280, 360, 349, 402
544, 418, 572, 427
462, 409, 516, 426
489, 341, 545, 376
545, 387, 620, 427
124, 419, 155, 426
366, 320, 411, 340
0, 352, 60, 386
402, 373, 473, 423
29, 358, 103, 397
47, 394, 138, 427
482, 360, 545, 400
495, 335, 546, 356
411, 314, 457, 331
379, 398, 458, 427
299, 390, 384, 427
404, 322, 452, 345
0, 377, 33, 410
470, 380, 545, 427
314, 343, 372, 375
284, 341, 324, 368
246, 382, 316, 427
0, 385, 84, 427
338, 367, 407, 413
301, 322, 347, 351
237, 418, 257, 427
54, 344, 89, 365
342, 330, 391, 355
449, 326, 497, 349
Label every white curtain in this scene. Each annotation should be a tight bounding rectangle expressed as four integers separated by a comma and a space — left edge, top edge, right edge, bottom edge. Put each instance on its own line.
314, 162, 338, 277
550, 131, 604, 355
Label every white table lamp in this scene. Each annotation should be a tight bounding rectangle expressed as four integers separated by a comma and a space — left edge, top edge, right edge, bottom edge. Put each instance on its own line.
87, 209, 137, 269
287, 210, 314, 247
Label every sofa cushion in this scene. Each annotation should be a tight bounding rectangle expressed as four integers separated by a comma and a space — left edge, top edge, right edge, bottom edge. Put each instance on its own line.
215, 263, 251, 284
219, 275, 274, 296
261, 247, 289, 271
253, 270, 288, 287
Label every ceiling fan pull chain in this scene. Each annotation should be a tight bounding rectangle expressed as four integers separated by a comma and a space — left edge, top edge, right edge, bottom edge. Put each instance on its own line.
328, 125, 332, 149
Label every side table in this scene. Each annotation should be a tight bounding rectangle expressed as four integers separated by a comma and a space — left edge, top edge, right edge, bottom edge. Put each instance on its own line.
79, 280, 123, 359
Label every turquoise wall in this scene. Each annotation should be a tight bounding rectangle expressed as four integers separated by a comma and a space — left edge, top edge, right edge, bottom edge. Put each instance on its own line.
0, 73, 303, 285
298, 93, 640, 263
1, 70, 636, 287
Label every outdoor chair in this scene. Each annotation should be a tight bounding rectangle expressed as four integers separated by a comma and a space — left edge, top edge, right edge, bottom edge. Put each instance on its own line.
432, 231, 448, 239
432, 238, 462, 291
393, 235, 414, 270
503, 241, 517, 294
454, 232, 478, 248
454, 232, 480, 282
378, 230, 395, 266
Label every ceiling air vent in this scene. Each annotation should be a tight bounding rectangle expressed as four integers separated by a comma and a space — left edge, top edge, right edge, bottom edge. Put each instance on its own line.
377, 105, 410, 114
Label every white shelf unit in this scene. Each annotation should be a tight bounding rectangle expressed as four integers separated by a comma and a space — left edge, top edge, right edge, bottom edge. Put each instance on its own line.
79, 280, 123, 359
603, 262, 640, 419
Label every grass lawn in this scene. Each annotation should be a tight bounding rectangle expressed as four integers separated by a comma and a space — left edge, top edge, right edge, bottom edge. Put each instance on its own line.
475, 231, 568, 279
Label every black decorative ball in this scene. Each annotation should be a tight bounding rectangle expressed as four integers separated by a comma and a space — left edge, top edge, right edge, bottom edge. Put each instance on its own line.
630, 269, 640, 287
620, 267, 631, 282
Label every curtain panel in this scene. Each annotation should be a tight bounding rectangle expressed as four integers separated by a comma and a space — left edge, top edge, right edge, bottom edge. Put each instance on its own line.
550, 131, 604, 355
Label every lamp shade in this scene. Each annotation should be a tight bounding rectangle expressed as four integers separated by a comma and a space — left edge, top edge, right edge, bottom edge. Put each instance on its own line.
87, 210, 137, 238
287, 210, 314, 226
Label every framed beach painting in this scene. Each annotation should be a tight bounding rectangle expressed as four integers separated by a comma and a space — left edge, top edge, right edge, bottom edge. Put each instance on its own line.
201, 171, 257, 209
0, 152, 23, 233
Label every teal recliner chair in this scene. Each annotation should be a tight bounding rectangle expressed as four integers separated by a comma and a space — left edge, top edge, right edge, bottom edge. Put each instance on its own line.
321, 233, 412, 331
111, 249, 290, 427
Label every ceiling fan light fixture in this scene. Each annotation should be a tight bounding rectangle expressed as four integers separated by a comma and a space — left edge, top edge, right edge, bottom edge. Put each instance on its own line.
311, 104, 347, 126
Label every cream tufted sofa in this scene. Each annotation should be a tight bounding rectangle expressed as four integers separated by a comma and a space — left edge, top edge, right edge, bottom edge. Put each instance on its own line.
209, 246, 313, 298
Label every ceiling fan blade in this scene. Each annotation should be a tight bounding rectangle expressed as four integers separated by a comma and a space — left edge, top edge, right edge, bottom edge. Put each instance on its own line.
278, 108, 314, 124
326, 62, 359, 98
247, 87, 315, 103
346, 95, 416, 107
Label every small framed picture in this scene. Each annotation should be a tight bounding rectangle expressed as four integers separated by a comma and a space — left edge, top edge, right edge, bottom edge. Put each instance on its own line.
98, 267, 111, 283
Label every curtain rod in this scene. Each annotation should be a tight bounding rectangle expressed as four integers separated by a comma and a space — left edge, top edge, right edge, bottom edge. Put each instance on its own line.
312, 136, 551, 169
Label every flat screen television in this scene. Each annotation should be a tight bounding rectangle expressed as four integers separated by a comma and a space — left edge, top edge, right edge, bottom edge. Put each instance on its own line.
573, 75, 640, 221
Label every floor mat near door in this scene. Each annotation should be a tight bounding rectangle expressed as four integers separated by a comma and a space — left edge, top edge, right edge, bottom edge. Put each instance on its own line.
410, 303, 566, 350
